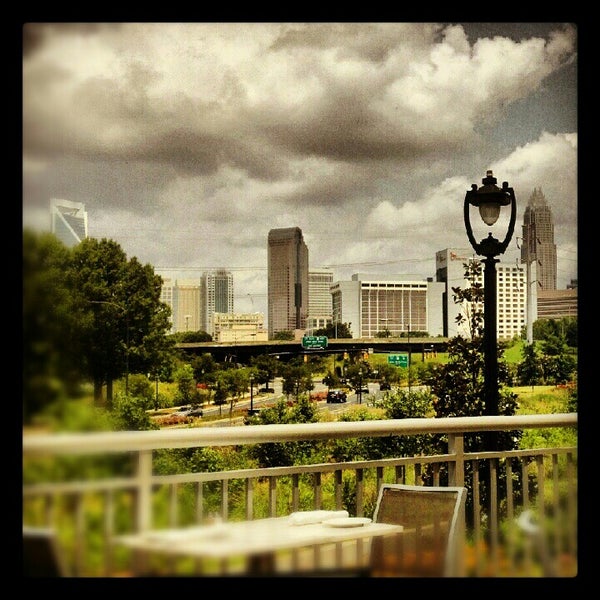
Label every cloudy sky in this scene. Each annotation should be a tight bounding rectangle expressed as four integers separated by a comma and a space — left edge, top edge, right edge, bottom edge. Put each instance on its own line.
23, 22, 577, 318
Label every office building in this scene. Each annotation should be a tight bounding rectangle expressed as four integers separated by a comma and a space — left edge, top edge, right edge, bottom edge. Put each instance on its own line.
267, 227, 309, 339
330, 273, 445, 339
50, 199, 88, 247
537, 289, 577, 320
172, 279, 201, 333
307, 268, 334, 333
159, 277, 175, 332
212, 312, 268, 343
435, 248, 526, 341
200, 270, 234, 337
521, 188, 557, 290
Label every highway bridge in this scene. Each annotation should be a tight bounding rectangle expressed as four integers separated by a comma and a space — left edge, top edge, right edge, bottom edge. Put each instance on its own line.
176, 337, 449, 364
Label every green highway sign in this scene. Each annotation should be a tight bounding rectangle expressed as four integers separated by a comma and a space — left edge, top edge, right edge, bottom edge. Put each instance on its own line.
301, 335, 328, 349
387, 353, 409, 367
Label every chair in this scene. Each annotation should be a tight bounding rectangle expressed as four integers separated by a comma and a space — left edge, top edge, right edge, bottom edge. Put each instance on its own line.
23, 526, 70, 577
369, 483, 467, 577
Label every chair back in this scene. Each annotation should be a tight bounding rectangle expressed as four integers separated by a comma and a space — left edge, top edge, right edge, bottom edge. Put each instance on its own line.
23, 526, 69, 577
370, 484, 466, 577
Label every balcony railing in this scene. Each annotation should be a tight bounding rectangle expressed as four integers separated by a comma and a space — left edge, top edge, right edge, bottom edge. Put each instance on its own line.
23, 413, 577, 577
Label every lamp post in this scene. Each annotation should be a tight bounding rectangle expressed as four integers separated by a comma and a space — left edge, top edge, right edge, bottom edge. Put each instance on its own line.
464, 170, 517, 425
406, 323, 411, 392
249, 374, 254, 413
358, 369, 363, 404
89, 300, 130, 396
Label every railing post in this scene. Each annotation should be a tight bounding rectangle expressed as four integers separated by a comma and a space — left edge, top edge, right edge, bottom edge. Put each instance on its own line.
447, 432, 466, 575
136, 449, 153, 532
447, 431, 464, 487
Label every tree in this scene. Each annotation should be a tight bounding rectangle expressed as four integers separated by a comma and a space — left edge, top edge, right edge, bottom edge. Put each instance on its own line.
273, 330, 294, 340
517, 342, 543, 389
68, 238, 172, 407
280, 360, 314, 402
173, 364, 199, 407
22, 230, 82, 422
424, 260, 521, 525
246, 397, 320, 467
170, 330, 212, 343
250, 354, 280, 389
314, 322, 353, 339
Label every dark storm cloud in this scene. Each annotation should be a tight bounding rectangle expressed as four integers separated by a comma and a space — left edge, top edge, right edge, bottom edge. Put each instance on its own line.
22, 22, 578, 310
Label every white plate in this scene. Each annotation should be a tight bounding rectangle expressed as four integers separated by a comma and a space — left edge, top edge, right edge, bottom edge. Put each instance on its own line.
324, 517, 372, 528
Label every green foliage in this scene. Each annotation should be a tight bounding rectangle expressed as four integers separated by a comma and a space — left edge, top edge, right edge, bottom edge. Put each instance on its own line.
190, 353, 218, 381
344, 361, 374, 390
533, 317, 577, 348
517, 342, 543, 387
169, 330, 213, 343
23, 230, 83, 422
111, 393, 159, 431
313, 322, 352, 339
250, 354, 280, 388
246, 398, 321, 467
366, 389, 437, 458
173, 363, 200, 406
127, 374, 155, 403
23, 230, 175, 418
272, 330, 295, 340
280, 360, 314, 400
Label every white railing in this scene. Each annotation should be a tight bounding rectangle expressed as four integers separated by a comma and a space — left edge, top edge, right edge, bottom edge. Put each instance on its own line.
23, 414, 577, 577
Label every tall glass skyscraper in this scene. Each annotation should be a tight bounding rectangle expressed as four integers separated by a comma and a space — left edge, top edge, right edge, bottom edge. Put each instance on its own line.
268, 227, 309, 339
50, 199, 88, 247
521, 188, 557, 290
200, 270, 234, 336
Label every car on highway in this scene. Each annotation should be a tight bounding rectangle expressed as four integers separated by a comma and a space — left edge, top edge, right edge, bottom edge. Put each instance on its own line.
355, 385, 369, 395
175, 406, 204, 418
326, 389, 347, 403
379, 381, 391, 391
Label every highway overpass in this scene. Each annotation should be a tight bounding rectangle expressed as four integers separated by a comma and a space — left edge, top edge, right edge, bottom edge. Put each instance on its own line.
176, 337, 449, 364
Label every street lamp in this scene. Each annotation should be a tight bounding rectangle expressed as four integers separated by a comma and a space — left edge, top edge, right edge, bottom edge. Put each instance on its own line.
358, 369, 363, 404
406, 323, 411, 392
89, 300, 130, 396
464, 170, 517, 422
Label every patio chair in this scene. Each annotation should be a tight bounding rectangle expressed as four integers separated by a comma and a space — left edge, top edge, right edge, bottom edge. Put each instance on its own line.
368, 483, 467, 577
23, 526, 70, 577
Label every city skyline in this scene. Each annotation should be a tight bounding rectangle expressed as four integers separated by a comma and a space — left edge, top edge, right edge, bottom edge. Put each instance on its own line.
23, 23, 577, 320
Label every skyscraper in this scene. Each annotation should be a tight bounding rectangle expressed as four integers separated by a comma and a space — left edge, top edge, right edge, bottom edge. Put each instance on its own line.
173, 279, 201, 333
268, 227, 309, 339
307, 268, 334, 332
435, 248, 526, 341
521, 188, 557, 290
200, 269, 234, 336
50, 199, 88, 247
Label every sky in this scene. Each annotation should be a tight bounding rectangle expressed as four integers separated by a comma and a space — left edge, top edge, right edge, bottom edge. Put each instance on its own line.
22, 22, 578, 319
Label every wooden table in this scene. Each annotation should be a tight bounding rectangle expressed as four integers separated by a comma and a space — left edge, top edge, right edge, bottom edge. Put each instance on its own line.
114, 515, 404, 576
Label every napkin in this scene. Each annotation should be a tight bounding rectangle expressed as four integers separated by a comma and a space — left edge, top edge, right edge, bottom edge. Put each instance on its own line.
288, 510, 349, 526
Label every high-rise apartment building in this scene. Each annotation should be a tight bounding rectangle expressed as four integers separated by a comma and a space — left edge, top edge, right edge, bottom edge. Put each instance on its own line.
50, 199, 88, 247
435, 248, 526, 340
267, 227, 309, 339
330, 274, 444, 339
307, 268, 334, 333
521, 188, 557, 290
200, 270, 234, 336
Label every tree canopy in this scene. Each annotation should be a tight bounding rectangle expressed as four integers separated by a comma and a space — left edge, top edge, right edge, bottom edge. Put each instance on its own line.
23, 230, 174, 420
